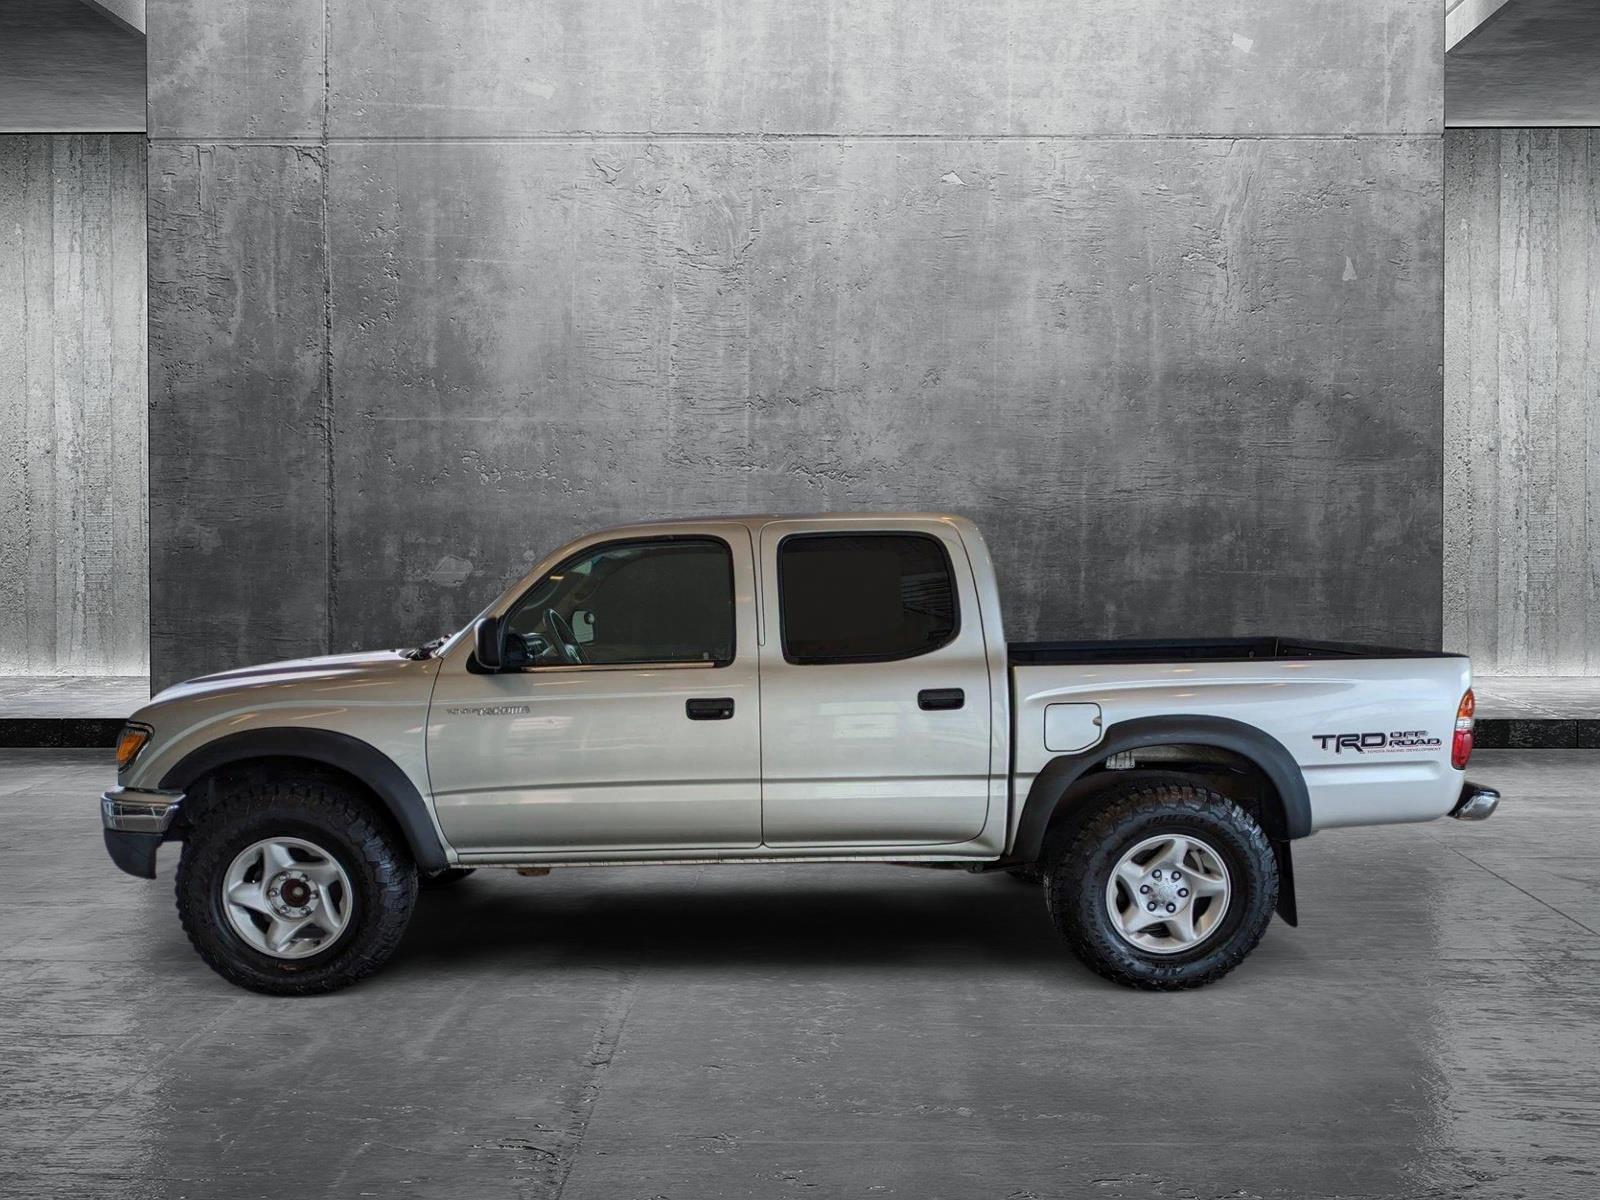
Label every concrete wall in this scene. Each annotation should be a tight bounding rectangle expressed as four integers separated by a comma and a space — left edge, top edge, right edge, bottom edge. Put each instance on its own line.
0, 135, 148, 676
148, 1, 1445, 687
1445, 129, 1600, 676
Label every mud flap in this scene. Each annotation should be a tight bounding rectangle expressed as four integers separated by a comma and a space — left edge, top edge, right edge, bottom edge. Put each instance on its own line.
1272, 838, 1298, 926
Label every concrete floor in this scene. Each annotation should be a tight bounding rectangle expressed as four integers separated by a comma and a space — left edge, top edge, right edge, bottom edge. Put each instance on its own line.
2, 750, 1595, 1198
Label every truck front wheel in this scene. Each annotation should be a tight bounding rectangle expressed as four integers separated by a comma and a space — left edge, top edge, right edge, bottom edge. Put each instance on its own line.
1044, 782, 1278, 990
174, 778, 419, 995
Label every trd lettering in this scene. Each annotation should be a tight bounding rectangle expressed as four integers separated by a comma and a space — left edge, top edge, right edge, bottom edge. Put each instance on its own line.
1313, 731, 1441, 753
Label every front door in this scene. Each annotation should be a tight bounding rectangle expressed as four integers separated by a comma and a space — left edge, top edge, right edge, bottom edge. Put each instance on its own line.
426, 528, 762, 856
756, 519, 993, 847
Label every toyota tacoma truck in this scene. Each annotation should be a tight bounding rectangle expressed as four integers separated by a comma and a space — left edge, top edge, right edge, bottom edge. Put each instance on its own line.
101, 513, 1499, 995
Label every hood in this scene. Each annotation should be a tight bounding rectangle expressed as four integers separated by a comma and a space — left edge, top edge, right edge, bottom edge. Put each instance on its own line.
148, 649, 418, 707
120, 646, 443, 795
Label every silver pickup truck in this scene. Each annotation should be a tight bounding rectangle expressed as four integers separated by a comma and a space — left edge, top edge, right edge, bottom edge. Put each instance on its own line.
103, 513, 1498, 995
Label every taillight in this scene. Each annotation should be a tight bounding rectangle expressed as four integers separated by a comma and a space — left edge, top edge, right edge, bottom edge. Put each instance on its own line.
1451, 689, 1475, 770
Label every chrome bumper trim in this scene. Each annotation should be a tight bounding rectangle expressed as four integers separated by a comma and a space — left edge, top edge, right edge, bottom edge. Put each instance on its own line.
101, 787, 184, 834
1450, 781, 1500, 822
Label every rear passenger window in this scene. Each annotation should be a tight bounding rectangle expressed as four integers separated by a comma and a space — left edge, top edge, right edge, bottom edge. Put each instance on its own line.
778, 533, 959, 664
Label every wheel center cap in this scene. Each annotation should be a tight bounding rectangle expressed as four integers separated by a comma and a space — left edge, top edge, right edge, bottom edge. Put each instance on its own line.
1139, 868, 1191, 915
266, 870, 317, 919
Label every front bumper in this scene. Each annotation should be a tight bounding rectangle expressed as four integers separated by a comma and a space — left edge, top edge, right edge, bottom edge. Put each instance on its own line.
102, 787, 184, 878
1450, 781, 1500, 821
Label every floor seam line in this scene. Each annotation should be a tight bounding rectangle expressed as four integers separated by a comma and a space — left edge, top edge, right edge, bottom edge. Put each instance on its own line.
548, 966, 642, 1200
1428, 834, 1600, 938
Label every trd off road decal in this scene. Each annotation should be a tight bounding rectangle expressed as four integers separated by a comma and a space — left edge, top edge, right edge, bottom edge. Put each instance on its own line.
1312, 730, 1442, 754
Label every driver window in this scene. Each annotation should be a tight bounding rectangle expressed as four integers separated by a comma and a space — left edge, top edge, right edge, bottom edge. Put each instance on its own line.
505, 538, 735, 668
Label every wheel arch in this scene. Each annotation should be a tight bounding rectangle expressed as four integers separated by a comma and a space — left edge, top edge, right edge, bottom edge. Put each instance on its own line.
1013, 716, 1307, 926
1015, 715, 1309, 856
159, 728, 450, 872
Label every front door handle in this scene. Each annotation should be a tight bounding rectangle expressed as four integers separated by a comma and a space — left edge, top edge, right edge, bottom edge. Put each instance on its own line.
686, 697, 735, 721
918, 687, 965, 711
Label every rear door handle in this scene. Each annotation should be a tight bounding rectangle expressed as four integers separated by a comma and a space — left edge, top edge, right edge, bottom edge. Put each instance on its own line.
686, 697, 735, 721
918, 687, 965, 711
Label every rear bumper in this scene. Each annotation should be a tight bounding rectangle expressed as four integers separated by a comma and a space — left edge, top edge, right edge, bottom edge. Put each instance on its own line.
102, 787, 184, 878
1450, 781, 1500, 822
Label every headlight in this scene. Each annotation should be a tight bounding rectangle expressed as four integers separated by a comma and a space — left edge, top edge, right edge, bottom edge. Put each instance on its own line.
116, 723, 153, 772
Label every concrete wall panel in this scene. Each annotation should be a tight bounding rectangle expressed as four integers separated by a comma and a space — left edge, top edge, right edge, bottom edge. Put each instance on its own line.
148, 0, 1445, 686
1444, 129, 1600, 675
147, 144, 330, 682
148, 0, 324, 138
0, 135, 147, 676
332, 0, 1441, 138
327, 136, 1442, 651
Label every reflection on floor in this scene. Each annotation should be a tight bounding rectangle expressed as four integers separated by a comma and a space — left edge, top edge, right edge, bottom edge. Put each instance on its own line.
1473, 676, 1600, 719
0, 748, 1592, 1198
1472, 677, 1600, 748
0, 676, 149, 719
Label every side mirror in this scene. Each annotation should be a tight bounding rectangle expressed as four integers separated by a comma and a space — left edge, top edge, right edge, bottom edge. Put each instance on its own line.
473, 616, 503, 671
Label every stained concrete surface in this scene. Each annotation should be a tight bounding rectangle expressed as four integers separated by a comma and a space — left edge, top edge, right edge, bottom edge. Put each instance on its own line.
147, 0, 1445, 690
0, 0, 145, 133
147, 132, 1447, 683
317, 135, 1443, 659
148, 0, 1441, 140
1, 748, 1594, 1197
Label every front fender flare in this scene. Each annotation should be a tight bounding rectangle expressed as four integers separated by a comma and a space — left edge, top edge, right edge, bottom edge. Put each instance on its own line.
1012, 714, 1312, 864
158, 727, 450, 872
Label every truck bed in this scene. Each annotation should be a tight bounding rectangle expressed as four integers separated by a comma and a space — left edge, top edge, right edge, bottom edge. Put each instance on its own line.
1008, 637, 1464, 667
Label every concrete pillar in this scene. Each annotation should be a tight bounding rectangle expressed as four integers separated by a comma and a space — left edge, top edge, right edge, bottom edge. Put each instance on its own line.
0, 134, 148, 677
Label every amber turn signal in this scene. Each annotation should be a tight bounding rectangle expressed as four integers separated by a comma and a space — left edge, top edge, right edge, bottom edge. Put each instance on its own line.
115, 723, 152, 771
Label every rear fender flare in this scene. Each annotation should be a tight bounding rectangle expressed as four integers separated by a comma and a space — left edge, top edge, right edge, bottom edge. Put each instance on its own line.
1012, 714, 1312, 863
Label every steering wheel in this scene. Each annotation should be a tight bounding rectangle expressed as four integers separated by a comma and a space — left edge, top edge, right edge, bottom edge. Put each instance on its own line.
545, 608, 586, 665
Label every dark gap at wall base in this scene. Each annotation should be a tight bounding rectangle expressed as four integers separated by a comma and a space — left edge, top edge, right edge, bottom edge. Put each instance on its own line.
1472, 720, 1600, 750
1, 719, 1592, 752
0, 719, 126, 748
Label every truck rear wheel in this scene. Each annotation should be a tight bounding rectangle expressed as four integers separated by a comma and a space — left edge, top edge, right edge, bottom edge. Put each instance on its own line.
174, 777, 418, 995
1044, 782, 1277, 990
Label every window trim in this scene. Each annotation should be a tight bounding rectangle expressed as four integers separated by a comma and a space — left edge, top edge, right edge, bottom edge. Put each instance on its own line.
775, 530, 962, 667
505, 534, 738, 671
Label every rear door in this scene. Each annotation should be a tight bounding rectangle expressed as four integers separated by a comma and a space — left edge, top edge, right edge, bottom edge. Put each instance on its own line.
756, 518, 992, 847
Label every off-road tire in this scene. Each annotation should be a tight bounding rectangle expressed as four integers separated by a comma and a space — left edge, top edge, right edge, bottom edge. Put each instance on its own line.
422, 867, 476, 887
1005, 865, 1044, 885
175, 777, 418, 995
1044, 782, 1277, 990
